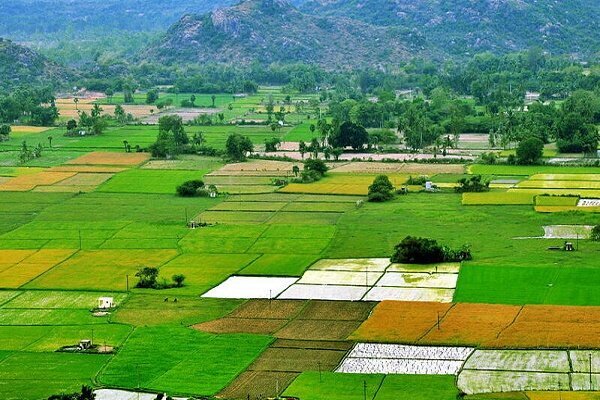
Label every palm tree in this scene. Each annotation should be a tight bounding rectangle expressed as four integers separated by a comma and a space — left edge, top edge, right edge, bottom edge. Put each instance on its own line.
211, 95, 217, 108
73, 97, 79, 110
47, 136, 53, 148
123, 140, 129, 152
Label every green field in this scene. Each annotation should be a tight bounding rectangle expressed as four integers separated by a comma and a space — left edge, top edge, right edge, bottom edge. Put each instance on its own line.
2, 127, 600, 400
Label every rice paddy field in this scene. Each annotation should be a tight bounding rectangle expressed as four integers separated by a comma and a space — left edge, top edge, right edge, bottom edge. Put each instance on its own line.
1, 100, 600, 399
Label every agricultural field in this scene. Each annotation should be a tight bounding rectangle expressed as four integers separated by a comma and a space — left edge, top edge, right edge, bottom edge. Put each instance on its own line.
1, 132, 600, 400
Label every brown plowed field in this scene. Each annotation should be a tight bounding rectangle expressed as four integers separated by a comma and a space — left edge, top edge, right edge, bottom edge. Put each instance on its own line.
217, 371, 299, 400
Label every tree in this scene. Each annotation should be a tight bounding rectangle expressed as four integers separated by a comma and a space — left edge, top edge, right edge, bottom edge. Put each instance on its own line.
73, 97, 79, 110
135, 267, 159, 288
190, 95, 196, 107
66, 119, 77, 132
225, 134, 253, 161
298, 140, 307, 159
48, 136, 53, 148
331, 147, 343, 161
516, 137, 544, 165
211, 95, 216, 108
146, 90, 159, 104
455, 175, 490, 193
114, 105, 126, 124
391, 236, 445, 264
264, 137, 281, 152
292, 165, 300, 177
368, 175, 395, 202
176, 180, 205, 197
303, 158, 328, 175
330, 121, 369, 150
172, 274, 186, 288
0, 124, 10, 141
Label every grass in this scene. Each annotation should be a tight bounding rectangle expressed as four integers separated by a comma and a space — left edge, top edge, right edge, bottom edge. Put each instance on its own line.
97, 169, 209, 194
239, 254, 318, 276
98, 326, 272, 396
0, 352, 111, 400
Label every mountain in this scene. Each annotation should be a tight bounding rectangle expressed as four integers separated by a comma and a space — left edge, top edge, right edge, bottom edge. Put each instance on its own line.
0, 0, 238, 38
143, 0, 428, 68
299, 0, 600, 58
0, 38, 74, 90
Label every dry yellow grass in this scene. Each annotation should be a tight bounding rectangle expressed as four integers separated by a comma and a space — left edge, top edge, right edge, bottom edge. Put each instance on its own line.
0, 249, 77, 288
527, 392, 600, 400
281, 173, 408, 195
32, 185, 97, 193
330, 162, 465, 174
49, 166, 126, 173
56, 99, 157, 119
0, 171, 76, 191
214, 160, 297, 175
66, 151, 150, 166
9, 126, 52, 134
55, 173, 114, 186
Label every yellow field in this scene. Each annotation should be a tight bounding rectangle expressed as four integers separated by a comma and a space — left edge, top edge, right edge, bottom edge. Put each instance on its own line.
530, 174, 600, 181
535, 205, 600, 213
0, 249, 77, 288
280, 174, 408, 195
518, 180, 600, 189
0, 171, 77, 191
9, 126, 52, 135
25, 249, 179, 290
330, 162, 465, 174
508, 188, 600, 198
462, 192, 535, 205
66, 151, 150, 166
0, 250, 38, 270
56, 98, 157, 119
49, 166, 126, 173
0, 167, 45, 177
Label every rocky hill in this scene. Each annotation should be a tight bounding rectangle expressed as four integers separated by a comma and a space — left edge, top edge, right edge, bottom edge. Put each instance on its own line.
144, 0, 428, 68
0, 38, 74, 90
299, 0, 600, 58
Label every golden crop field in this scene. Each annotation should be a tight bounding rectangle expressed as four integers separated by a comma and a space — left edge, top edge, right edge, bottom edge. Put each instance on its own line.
66, 151, 150, 166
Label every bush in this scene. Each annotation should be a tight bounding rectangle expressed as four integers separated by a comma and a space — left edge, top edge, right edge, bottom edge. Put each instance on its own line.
592, 226, 600, 242
455, 175, 490, 193
135, 267, 159, 288
176, 180, 205, 197
391, 236, 445, 264
303, 158, 328, 175
516, 137, 544, 165
368, 175, 395, 202
391, 236, 472, 264
407, 175, 428, 185
172, 274, 186, 287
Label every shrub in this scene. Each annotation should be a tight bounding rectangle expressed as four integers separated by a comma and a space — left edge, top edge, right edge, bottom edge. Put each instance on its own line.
455, 175, 490, 193
303, 158, 328, 175
391, 236, 445, 264
368, 175, 395, 202
176, 180, 205, 197
592, 226, 600, 242
172, 274, 186, 287
135, 267, 159, 288
407, 175, 428, 185
391, 236, 472, 264
516, 137, 544, 165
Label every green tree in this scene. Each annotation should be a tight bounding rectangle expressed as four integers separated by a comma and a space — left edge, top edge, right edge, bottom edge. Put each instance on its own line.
0, 124, 10, 141
146, 90, 159, 104
135, 267, 159, 289
330, 121, 369, 150
172, 274, 186, 288
225, 133, 253, 161
516, 137, 544, 165
368, 175, 395, 202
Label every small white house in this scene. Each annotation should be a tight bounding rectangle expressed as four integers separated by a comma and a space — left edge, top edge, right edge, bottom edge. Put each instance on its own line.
98, 297, 114, 309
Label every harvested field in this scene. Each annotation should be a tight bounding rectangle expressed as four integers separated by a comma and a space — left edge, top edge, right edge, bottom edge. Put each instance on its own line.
458, 370, 569, 395
364, 287, 456, 302
201, 276, 299, 299
213, 160, 297, 174
229, 299, 306, 319
337, 343, 474, 375
218, 370, 299, 400
295, 301, 375, 321
48, 166, 125, 173
195, 317, 288, 335
329, 162, 465, 174
0, 171, 76, 191
276, 319, 363, 341
350, 301, 453, 343
278, 284, 369, 301
352, 302, 600, 349
310, 258, 390, 272
66, 152, 150, 166
53, 172, 114, 186
248, 339, 351, 372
